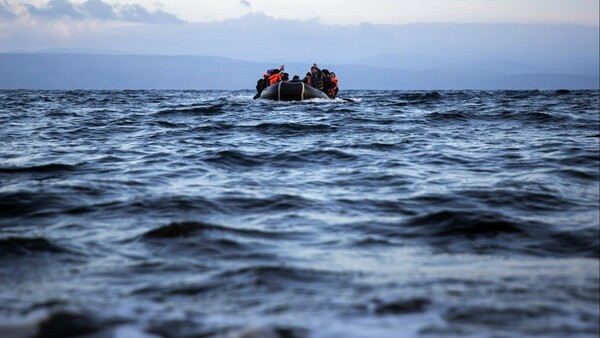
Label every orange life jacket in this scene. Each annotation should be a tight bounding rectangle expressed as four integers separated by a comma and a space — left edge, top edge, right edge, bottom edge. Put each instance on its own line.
268, 73, 281, 86
329, 77, 339, 98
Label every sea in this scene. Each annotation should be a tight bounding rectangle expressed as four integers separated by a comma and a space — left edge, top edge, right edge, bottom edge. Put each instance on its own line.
0, 89, 599, 338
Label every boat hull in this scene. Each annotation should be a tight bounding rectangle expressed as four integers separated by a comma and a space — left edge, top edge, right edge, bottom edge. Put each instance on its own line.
260, 81, 329, 101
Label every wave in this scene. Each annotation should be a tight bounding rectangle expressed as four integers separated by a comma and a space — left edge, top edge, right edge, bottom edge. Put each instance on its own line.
15, 311, 104, 338
141, 221, 286, 240
499, 110, 571, 123
227, 326, 308, 338
191, 122, 236, 133
119, 195, 220, 216
457, 188, 576, 212
203, 149, 358, 168
203, 149, 264, 167
47, 110, 80, 117
403, 210, 526, 237
398, 91, 442, 101
345, 141, 410, 151
273, 148, 359, 164
362, 209, 599, 257
556, 168, 598, 180
370, 297, 431, 315
558, 153, 600, 166
0, 182, 124, 219
443, 304, 573, 330
0, 191, 71, 218
141, 222, 258, 258
139, 221, 300, 257
0, 237, 69, 256
155, 104, 225, 116
2, 191, 313, 221
150, 120, 185, 128
425, 110, 474, 122
215, 194, 313, 213
216, 265, 347, 291
555, 89, 572, 95
134, 264, 341, 298
254, 122, 338, 135
386, 91, 444, 107
0, 163, 79, 174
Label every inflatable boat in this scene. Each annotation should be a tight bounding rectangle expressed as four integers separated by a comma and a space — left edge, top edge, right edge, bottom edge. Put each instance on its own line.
259, 81, 330, 101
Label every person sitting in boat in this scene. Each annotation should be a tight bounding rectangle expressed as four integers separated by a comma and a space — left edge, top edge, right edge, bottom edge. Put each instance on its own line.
291, 75, 301, 82
309, 64, 324, 92
328, 72, 339, 99
303, 72, 311, 85
281, 72, 289, 82
267, 69, 283, 86
256, 74, 269, 94
322, 69, 334, 98
254, 65, 285, 98
264, 65, 285, 86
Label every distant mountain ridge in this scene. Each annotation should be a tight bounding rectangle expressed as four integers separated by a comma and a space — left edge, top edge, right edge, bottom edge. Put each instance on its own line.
345, 53, 599, 76
0, 52, 598, 90
4, 48, 127, 55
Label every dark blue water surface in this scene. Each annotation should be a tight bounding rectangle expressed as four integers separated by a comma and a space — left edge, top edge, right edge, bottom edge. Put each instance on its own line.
0, 90, 599, 338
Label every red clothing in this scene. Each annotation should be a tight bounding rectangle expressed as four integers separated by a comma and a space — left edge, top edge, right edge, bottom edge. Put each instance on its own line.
268, 73, 282, 86
329, 77, 339, 98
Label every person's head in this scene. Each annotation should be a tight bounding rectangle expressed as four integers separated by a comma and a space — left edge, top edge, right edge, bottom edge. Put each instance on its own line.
306, 72, 311, 77
322, 69, 330, 75
293, 75, 300, 80
330, 72, 336, 78
310, 66, 317, 74
281, 73, 289, 81
272, 69, 281, 74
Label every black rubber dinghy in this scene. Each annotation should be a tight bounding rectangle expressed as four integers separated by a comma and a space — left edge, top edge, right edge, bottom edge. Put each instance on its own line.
260, 81, 330, 101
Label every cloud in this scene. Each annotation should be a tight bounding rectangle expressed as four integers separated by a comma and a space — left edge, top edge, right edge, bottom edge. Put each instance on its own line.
26, 0, 83, 19
118, 4, 183, 24
240, 0, 252, 8
81, 0, 114, 20
1, 12, 597, 79
0, 1, 17, 20
9, 0, 184, 24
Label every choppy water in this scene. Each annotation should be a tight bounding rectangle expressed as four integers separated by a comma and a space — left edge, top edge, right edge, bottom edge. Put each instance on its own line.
0, 89, 599, 338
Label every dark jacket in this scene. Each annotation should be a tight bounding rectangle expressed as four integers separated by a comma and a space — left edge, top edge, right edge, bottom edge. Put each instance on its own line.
310, 69, 324, 91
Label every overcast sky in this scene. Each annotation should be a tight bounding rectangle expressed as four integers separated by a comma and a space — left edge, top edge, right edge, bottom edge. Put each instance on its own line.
160, 0, 600, 25
2, 0, 598, 25
0, 0, 598, 75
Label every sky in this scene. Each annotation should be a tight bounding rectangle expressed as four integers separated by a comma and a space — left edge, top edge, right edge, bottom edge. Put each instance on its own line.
141, 0, 600, 25
0, 0, 598, 76
1, 0, 598, 26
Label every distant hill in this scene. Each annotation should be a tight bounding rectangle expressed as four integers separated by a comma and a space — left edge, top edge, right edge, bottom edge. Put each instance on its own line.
0, 53, 598, 90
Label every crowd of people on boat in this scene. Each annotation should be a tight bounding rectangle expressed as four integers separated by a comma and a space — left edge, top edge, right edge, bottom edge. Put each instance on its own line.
256, 63, 339, 99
